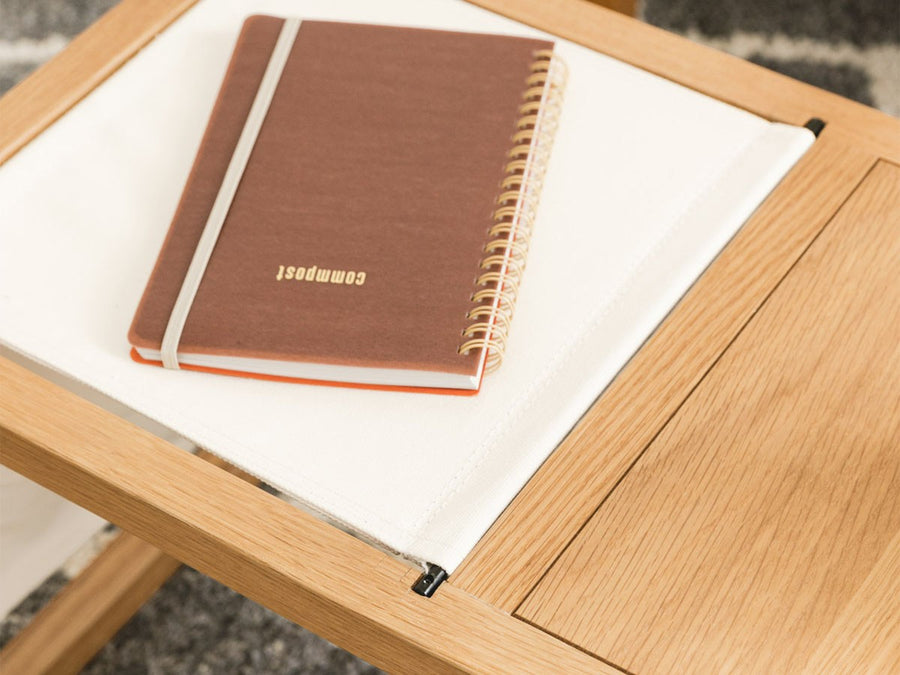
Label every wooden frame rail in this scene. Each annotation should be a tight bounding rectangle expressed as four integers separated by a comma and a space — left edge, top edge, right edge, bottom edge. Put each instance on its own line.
0, 357, 610, 674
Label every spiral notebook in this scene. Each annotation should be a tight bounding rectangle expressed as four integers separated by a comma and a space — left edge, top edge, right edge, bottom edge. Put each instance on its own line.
128, 16, 566, 394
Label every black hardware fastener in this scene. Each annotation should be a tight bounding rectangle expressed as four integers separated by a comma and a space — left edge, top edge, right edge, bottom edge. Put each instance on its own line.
412, 563, 448, 597
804, 117, 826, 137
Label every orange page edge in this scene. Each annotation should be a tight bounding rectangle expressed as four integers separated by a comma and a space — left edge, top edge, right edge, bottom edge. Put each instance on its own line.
129, 348, 482, 396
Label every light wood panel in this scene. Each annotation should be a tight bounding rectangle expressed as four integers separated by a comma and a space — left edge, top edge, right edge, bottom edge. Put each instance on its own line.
0, 0, 197, 165
470, 0, 900, 163
0, 532, 180, 675
0, 357, 613, 675
519, 161, 900, 673
802, 529, 900, 674
453, 130, 875, 609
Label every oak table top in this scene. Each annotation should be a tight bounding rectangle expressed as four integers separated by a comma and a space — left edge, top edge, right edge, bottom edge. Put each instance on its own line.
1, 0, 898, 672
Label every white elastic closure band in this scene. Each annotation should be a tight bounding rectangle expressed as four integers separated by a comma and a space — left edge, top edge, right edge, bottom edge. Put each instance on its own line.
160, 17, 302, 369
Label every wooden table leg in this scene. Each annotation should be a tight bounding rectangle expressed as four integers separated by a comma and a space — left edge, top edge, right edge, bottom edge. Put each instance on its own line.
0, 532, 180, 675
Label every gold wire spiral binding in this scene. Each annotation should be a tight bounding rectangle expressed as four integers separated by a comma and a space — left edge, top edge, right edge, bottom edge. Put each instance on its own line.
457, 49, 568, 375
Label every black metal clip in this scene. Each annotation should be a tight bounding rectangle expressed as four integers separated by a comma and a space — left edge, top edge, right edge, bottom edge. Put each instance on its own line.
412, 563, 448, 598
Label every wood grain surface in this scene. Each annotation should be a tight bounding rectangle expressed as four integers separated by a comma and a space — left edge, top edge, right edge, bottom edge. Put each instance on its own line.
802, 529, 900, 674
453, 129, 876, 609
0, 357, 613, 675
518, 161, 900, 673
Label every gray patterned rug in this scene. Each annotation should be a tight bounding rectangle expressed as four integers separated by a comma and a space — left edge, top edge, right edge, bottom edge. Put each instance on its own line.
1, 0, 897, 672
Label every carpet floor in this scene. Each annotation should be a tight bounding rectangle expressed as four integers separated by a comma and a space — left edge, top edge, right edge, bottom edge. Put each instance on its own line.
1, 0, 897, 672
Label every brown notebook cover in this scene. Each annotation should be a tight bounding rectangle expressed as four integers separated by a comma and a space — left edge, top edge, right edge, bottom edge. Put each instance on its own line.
129, 16, 564, 393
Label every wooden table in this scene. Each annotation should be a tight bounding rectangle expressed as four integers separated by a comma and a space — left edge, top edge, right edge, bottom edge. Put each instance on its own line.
2, 0, 898, 672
